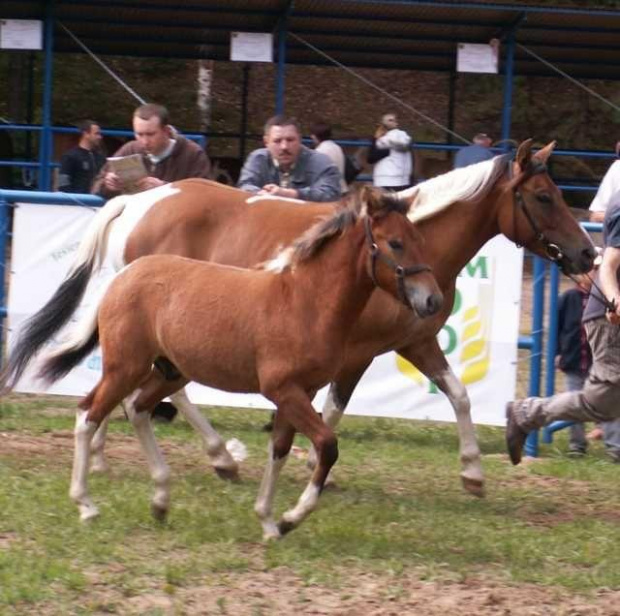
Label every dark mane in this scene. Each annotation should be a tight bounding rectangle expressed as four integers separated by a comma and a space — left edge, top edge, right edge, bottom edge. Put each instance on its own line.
290, 209, 358, 264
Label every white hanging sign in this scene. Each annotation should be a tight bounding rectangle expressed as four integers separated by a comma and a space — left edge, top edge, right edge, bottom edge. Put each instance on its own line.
457, 42, 499, 74
230, 32, 273, 63
0, 19, 43, 50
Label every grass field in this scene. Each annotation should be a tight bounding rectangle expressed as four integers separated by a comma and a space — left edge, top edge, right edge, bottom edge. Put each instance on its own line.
2, 393, 620, 615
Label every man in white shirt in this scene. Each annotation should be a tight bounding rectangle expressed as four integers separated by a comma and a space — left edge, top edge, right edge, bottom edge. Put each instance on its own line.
589, 147, 620, 223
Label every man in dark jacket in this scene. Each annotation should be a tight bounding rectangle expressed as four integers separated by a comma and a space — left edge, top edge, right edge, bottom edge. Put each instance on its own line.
92, 103, 211, 199
58, 120, 105, 193
92, 103, 211, 422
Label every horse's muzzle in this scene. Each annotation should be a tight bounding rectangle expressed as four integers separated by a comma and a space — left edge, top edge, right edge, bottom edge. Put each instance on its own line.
406, 288, 443, 318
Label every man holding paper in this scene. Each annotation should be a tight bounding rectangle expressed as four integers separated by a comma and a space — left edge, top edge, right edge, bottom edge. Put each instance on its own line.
92, 103, 211, 198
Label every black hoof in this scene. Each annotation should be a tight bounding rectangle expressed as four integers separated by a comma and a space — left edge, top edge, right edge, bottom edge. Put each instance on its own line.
151, 503, 169, 521
214, 467, 240, 482
277, 519, 296, 536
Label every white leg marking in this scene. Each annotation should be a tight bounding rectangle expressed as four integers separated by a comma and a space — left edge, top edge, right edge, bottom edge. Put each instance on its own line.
70, 410, 100, 521
90, 414, 111, 473
281, 482, 321, 527
308, 386, 344, 471
254, 441, 288, 541
437, 369, 484, 494
127, 391, 171, 518
170, 389, 240, 475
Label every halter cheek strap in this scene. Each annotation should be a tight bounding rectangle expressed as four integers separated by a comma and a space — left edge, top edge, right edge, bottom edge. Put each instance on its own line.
511, 160, 564, 264
364, 217, 432, 307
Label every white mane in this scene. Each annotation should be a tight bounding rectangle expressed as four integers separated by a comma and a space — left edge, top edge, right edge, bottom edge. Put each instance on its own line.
399, 154, 509, 223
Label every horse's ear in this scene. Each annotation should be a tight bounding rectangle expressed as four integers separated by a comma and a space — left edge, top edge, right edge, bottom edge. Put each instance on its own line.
515, 138, 534, 171
533, 141, 556, 164
360, 185, 384, 218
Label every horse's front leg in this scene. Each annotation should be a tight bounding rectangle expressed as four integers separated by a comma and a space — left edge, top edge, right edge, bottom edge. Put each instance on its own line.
267, 387, 338, 538
398, 338, 484, 497
307, 361, 371, 470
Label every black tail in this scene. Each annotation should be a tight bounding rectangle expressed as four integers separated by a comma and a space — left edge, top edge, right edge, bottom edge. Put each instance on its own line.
0, 261, 93, 392
37, 328, 100, 384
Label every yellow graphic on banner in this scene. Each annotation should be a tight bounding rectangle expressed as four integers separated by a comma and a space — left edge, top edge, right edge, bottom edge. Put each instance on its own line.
397, 269, 493, 391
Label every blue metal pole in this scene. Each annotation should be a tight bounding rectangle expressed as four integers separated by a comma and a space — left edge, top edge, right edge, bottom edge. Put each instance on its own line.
275, 18, 288, 114
524, 256, 546, 457
500, 31, 516, 151
0, 194, 8, 348
38, 1, 55, 191
545, 262, 561, 397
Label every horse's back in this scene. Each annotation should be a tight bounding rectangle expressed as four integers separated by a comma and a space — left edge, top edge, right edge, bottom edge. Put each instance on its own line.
125, 179, 337, 267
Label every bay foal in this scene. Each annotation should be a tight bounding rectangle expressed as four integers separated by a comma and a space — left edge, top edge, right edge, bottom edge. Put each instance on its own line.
38, 188, 442, 539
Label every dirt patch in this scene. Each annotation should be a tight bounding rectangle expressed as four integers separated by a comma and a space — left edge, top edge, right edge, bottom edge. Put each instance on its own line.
49, 567, 620, 616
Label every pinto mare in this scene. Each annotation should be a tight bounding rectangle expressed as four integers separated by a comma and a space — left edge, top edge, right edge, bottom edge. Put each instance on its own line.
1, 139, 596, 496
36, 190, 442, 537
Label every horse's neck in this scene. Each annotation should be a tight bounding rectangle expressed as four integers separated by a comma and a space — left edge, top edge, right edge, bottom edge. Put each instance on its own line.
421, 185, 505, 285
292, 226, 374, 337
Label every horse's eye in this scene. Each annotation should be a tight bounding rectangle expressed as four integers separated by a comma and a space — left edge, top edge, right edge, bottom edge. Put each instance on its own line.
388, 239, 403, 251
537, 193, 552, 204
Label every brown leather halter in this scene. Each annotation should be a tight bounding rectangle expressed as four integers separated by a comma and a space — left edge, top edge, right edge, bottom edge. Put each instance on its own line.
511, 159, 564, 263
364, 216, 432, 307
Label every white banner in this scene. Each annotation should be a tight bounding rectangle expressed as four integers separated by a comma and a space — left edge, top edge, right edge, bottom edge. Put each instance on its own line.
7, 204, 523, 426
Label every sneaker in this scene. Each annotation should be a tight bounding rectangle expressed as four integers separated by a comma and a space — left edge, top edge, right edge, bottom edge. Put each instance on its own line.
567, 448, 586, 458
506, 402, 527, 466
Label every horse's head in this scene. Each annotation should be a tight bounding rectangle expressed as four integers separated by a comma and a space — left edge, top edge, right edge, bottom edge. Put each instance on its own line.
502, 139, 595, 275
361, 186, 443, 317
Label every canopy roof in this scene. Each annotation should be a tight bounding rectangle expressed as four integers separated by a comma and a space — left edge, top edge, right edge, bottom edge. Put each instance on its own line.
4, 0, 620, 80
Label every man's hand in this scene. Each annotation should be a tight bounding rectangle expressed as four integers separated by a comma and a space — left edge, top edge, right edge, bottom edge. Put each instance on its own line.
137, 177, 165, 191
258, 184, 298, 199
103, 172, 123, 192
606, 297, 620, 325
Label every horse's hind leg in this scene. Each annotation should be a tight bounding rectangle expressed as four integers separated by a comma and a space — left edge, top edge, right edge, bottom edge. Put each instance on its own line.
71, 395, 102, 521
90, 414, 111, 473
254, 419, 295, 541
125, 388, 172, 521
132, 370, 240, 480
398, 339, 484, 497
71, 369, 148, 521
170, 388, 240, 480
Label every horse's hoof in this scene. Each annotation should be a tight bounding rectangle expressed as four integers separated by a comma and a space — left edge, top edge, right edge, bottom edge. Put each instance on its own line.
214, 466, 240, 482
89, 460, 109, 474
461, 476, 485, 498
150, 503, 169, 521
277, 519, 296, 537
79, 506, 100, 522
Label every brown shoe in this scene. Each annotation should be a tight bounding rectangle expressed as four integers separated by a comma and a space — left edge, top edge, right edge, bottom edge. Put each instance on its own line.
506, 402, 527, 465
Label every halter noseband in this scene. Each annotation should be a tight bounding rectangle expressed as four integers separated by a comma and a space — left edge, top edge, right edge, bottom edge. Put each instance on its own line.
512, 160, 564, 263
364, 216, 432, 307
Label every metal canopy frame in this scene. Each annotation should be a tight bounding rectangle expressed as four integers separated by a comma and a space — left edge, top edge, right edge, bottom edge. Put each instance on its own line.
2, 0, 620, 189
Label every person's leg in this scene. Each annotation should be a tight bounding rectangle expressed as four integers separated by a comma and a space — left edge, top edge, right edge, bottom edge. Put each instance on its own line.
507, 319, 620, 464
565, 372, 588, 454
601, 418, 620, 462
